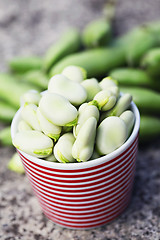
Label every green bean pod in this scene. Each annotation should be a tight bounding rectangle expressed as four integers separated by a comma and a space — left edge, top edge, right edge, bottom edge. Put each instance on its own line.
50, 47, 126, 78
9, 56, 42, 73
126, 28, 157, 66
139, 115, 160, 142
141, 48, 160, 78
0, 127, 12, 146
113, 24, 159, 66
0, 101, 17, 123
22, 70, 49, 90
0, 73, 40, 109
81, 0, 117, 49
109, 68, 151, 87
109, 68, 160, 90
82, 18, 111, 48
143, 21, 160, 40
120, 87, 160, 115
44, 28, 81, 72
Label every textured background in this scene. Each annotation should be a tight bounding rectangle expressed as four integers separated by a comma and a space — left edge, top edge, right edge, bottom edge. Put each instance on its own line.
0, 0, 160, 239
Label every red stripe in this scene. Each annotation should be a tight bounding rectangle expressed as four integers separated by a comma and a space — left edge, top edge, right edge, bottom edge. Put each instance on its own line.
22, 157, 136, 195
40, 195, 130, 219
42, 198, 129, 222
20, 141, 137, 180
44, 208, 124, 228
44, 201, 129, 227
28, 171, 134, 203
37, 187, 132, 212
25, 165, 134, 196
21, 150, 137, 185
19, 137, 138, 178
17, 134, 138, 173
24, 158, 135, 194
22, 155, 136, 190
31, 181, 133, 207
39, 196, 130, 219
27, 168, 135, 199
31, 177, 133, 205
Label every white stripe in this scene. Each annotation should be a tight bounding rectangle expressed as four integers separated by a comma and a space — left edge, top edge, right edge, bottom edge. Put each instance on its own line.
33, 182, 132, 209
33, 177, 133, 205
25, 158, 135, 192
29, 172, 134, 201
27, 165, 134, 199
22, 150, 137, 186
20, 138, 138, 176
38, 189, 131, 213
24, 157, 135, 193
41, 197, 128, 218
21, 145, 137, 181
43, 199, 128, 222
44, 205, 127, 227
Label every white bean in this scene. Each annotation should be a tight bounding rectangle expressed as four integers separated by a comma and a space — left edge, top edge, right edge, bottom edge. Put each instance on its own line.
39, 92, 78, 126
48, 74, 87, 106
120, 110, 135, 137
106, 93, 132, 117
74, 104, 99, 137
54, 133, 75, 163
21, 90, 41, 106
18, 120, 32, 132
21, 104, 41, 131
72, 117, 97, 162
13, 130, 53, 158
93, 90, 117, 111
62, 65, 87, 82
99, 76, 118, 89
37, 107, 62, 141
45, 152, 58, 162
81, 78, 101, 101
96, 116, 128, 155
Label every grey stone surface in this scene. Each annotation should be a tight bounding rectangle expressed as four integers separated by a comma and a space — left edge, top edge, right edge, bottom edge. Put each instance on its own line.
0, 0, 160, 239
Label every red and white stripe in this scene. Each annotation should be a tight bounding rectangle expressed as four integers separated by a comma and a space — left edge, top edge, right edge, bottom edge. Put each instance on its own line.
17, 134, 138, 229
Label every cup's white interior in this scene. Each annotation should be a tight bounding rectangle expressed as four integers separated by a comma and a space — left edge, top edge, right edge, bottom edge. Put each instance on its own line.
11, 100, 140, 170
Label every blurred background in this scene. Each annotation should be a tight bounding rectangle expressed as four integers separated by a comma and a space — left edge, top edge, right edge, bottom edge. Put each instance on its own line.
0, 0, 160, 239
1, 0, 160, 70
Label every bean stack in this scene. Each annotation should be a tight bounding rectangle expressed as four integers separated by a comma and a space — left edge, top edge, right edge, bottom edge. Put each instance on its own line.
12, 67, 135, 163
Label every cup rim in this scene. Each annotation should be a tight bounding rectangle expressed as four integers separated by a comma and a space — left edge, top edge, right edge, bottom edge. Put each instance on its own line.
11, 100, 140, 170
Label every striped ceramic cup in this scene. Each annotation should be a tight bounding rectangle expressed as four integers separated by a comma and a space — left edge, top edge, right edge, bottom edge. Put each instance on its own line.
11, 101, 140, 229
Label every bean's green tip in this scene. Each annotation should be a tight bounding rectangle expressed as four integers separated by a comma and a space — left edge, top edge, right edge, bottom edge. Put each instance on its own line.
47, 133, 60, 142
88, 100, 99, 109
33, 147, 53, 156
65, 117, 78, 127
76, 158, 82, 162
57, 149, 70, 163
